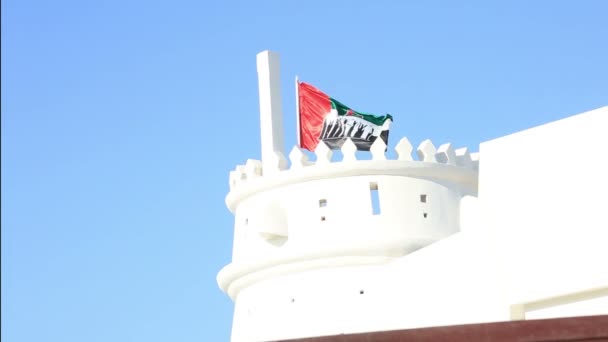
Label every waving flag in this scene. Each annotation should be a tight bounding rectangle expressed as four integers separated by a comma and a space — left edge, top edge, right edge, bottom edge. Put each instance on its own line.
298, 81, 393, 151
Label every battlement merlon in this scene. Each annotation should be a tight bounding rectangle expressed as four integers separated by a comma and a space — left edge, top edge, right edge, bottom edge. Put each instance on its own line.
226, 137, 479, 213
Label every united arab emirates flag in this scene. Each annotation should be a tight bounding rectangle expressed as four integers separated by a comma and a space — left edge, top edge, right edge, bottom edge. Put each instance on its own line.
298, 81, 393, 151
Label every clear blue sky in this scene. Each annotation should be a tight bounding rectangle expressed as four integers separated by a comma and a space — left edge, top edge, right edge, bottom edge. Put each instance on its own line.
2, 1, 606, 341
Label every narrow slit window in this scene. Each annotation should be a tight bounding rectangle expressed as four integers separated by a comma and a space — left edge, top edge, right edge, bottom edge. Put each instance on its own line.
370, 182, 380, 215
423, 212, 428, 218
319, 199, 327, 208
321, 216, 326, 222
420, 194, 427, 203
245, 218, 248, 225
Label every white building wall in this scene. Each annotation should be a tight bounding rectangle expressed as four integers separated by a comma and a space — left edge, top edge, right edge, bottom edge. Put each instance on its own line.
478, 106, 608, 312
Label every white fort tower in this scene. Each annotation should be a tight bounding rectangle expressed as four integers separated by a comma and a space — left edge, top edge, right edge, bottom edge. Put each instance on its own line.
217, 51, 608, 342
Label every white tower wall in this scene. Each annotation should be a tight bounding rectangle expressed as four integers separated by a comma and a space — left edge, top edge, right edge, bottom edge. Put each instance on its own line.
218, 138, 481, 341
218, 52, 483, 340
232, 175, 463, 263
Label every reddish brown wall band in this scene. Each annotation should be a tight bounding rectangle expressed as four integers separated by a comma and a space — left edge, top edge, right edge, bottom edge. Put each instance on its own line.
277, 315, 608, 342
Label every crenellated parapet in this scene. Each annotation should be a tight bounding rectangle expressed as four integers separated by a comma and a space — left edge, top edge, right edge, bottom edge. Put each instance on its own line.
227, 137, 479, 211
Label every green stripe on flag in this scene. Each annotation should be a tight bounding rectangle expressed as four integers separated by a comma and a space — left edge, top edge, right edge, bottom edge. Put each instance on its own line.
330, 98, 393, 126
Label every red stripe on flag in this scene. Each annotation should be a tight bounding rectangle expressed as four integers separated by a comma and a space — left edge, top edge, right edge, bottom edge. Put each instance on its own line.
298, 82, 331, 151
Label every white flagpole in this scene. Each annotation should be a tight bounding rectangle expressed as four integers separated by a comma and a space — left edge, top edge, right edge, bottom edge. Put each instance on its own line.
295, 75, 301, 148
